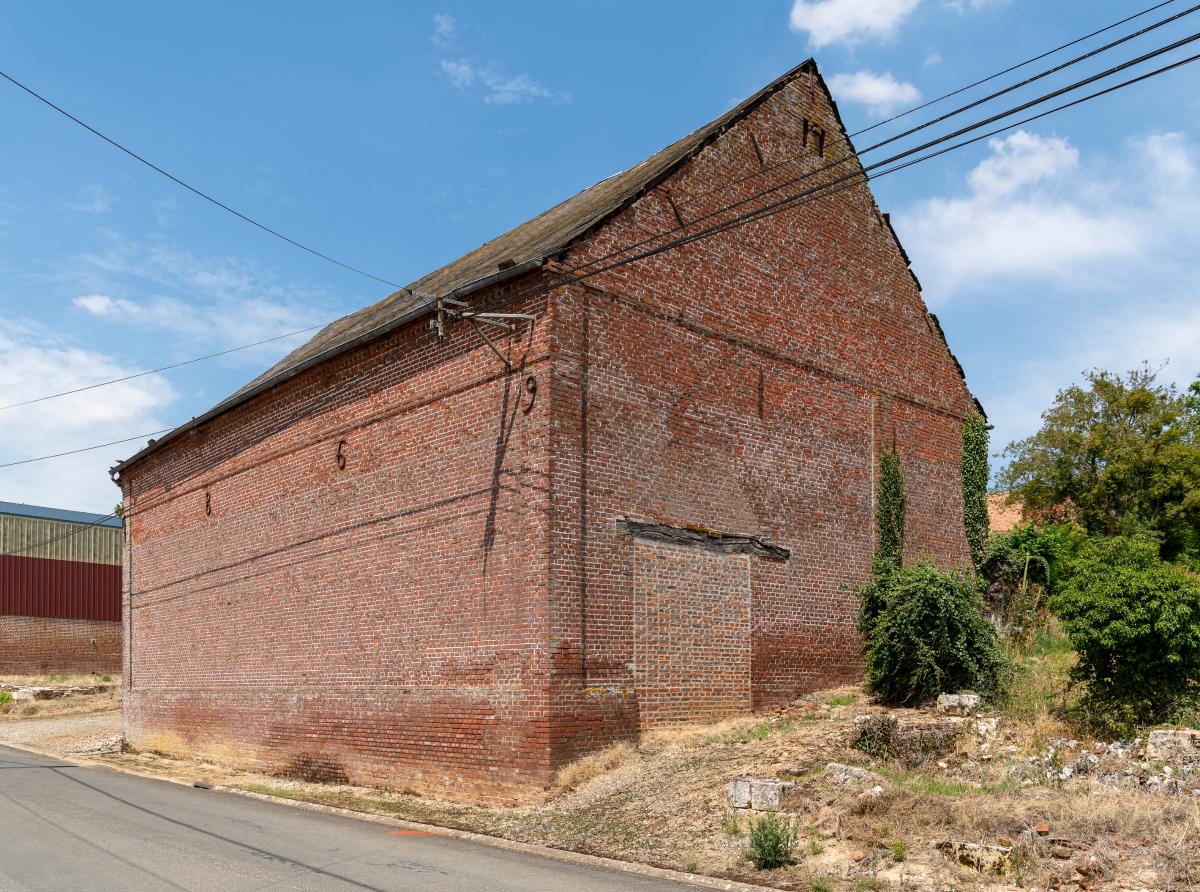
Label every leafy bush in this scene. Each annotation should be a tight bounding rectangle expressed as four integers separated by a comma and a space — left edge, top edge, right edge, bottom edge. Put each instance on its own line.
744, 812, 799, 870
982, 522, 1087, 641
1050, 534, 1200, 730
985, 522, 1087, 597
0, 690, 12, 706
859, 561, 1012, 705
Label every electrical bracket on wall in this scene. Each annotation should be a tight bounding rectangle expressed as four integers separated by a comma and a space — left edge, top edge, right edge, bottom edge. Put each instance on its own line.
431, 295, 537, 372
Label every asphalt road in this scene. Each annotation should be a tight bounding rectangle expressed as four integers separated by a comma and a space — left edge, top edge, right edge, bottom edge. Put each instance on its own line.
0, 744, 695, 892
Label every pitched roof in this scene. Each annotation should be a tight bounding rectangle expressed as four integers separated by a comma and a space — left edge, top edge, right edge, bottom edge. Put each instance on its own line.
0, 500, 123, 528
115, 58, 830, 476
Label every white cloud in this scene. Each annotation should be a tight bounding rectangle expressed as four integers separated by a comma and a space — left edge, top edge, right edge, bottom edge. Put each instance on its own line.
67, 236, 331, 358
828, 70, 921, 115
433, 18, 569, 105
897, 131, 1141, 295
924, 52, 942, 66
0, 318, 175, 512
946, 0, 1007, 10
789, 0, 920, 47
438, 58, 567, 105
966, 131, 1078, 197
66, 185, 113, 215
893, 130, 1200, 456
432, 13, 457, 49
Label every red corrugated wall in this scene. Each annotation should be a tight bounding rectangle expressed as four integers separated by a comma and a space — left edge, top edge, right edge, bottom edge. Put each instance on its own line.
0, 555, 121, 622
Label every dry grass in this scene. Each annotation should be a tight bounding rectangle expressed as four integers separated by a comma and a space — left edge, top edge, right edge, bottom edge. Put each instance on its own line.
0, 689, 119, 721
554, 741, 635, 790
0, 674, 119, 688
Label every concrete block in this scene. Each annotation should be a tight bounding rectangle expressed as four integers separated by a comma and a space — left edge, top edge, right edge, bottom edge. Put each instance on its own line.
1147, 729, 1200, 763
936, 693, 981, 716
749, 779, 795, 811
727, 779, 752, 808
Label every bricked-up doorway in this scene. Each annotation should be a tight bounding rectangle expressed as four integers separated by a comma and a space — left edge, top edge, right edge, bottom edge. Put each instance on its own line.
632, 540, 752, 726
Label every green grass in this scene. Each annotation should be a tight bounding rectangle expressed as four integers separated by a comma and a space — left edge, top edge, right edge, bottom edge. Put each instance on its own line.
721, 810, 742, 837
828, 694, 857, 707
100, 675, 113, 683
0, 691, 12, 705
810, 875, 833, 892
891, 840, 907, 862
853, 879, 888, 891
873, 766, 1016, 797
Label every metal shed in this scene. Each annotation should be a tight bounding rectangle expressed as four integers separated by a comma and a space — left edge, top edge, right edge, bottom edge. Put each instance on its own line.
0, 501, 122, 622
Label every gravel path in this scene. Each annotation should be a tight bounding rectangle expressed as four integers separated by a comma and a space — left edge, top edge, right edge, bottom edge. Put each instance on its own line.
0, 709, 122, 755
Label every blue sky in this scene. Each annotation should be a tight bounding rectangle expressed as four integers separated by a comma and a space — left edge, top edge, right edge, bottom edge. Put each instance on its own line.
2, 1, 1199, 511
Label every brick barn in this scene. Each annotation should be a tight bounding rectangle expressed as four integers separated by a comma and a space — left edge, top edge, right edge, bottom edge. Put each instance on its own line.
0, 501, 122, 675
112, 60, 978, 802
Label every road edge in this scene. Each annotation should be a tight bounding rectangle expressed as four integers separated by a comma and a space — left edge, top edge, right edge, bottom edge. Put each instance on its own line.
0, 738, 782, 892
216, 785, 781, 892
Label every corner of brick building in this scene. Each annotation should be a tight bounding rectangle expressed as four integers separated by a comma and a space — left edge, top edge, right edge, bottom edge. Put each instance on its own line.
117, 283, 562, 804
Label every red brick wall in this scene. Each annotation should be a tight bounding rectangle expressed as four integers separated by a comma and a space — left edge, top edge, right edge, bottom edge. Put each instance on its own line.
122, 283, 556, 803
544, 70, 973, 763
0, 615, 121, 675
633, 542, 751, 725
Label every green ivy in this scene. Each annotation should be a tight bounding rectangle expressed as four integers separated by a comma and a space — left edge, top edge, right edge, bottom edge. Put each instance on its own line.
877, 449, 905, 571
961, 411, 989, 569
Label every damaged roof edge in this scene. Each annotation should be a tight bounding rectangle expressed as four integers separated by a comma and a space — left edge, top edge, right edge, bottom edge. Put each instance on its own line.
110, 258, 543, 479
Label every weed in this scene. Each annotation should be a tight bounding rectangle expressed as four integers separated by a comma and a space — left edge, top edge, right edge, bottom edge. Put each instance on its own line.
891, 840, 907, 862
21, 704, 39, 716
100, 675, 113, 683
744, 812, 799, 869
850, 715, 898, 759
810, 874, 833, 892
721, 810, 742, 837
878, 823, 891, 838
828, 693, 857, 707
728, 719, 793, 744
0, 691, 12, 705
808, 839, 825, 856
854, 880, 888, 891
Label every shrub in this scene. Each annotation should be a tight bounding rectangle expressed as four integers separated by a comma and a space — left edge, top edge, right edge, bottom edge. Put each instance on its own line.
0, 690, 12, 704
859, 561, 1012, 705
744, 812, 799, 870
1050, 535, 1200, 730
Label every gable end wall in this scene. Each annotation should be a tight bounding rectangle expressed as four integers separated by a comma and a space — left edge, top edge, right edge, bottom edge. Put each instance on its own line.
545, 71, 973, 762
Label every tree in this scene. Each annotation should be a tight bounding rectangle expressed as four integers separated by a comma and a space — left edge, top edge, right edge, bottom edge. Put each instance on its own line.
999, 364, 1200, 561
961, 411, 989, 568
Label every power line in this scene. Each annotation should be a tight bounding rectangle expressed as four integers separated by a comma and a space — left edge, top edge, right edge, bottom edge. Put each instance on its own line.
5, 4, 1188, 415
8, 34, 1197, 482
586, 2, 1200, 275
0, 68, 403, 290
0, 324, 325, 412
0, 512, 121, 558
8, 44, 1199, 565
850, 0, 1180, 137
108, 48, 1200, 599
0, 429, 172, 470
493, 28, 1200, 309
